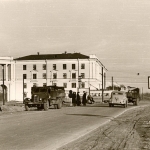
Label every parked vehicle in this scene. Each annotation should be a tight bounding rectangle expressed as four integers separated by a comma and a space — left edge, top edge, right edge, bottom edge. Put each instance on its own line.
126, 87, 140, 106
109, 91, 128, 108
24, 86, 65, 111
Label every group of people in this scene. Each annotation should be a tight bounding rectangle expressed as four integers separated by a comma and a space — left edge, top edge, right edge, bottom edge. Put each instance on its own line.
69, 90, 94, 106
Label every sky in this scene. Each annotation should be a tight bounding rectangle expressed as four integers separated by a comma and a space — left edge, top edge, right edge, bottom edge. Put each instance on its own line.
0, 0, 150, 92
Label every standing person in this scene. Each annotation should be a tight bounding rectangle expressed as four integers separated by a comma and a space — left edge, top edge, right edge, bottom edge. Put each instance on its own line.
68, 90, 73, 106
76, 92, 81, 106
72, 92, 76, 106
82, 91, 87, 106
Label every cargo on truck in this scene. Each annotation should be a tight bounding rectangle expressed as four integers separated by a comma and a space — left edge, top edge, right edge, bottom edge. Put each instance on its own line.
24, 85, 65, 111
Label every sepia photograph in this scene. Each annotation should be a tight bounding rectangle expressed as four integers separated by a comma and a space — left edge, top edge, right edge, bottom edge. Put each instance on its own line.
0, 0, 150, 149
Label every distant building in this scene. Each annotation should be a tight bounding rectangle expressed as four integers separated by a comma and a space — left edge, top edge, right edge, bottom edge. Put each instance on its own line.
0, 53, 107, 101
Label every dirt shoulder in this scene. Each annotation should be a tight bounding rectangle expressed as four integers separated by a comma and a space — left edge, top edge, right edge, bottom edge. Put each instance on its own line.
0, 101, 24, 115
58, 104, 150, 150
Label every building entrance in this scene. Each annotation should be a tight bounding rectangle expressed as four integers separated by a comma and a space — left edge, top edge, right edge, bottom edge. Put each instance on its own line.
0, 85, 7, 103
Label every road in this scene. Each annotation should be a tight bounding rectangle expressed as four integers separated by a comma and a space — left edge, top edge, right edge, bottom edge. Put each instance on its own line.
0, 102, 147, 150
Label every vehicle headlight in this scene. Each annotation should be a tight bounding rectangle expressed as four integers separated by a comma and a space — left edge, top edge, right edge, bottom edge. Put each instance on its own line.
40, 98, 42, 101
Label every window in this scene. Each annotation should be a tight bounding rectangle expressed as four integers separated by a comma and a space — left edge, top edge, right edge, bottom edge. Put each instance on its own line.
63, 64, 67, 70
53, 64, 56, 70
33, 64, 36, 70
81, 73, 85, 79
23, 74, 27, 79
43, 83, 46, 87
43, 73, 46, 79
53, 83, 57, 86
63, 73, 67, 79
43, 64, 46, 70
72, 83, 76, 88
33, 83, 37, 87
80, 82, 85, 88
81, 63, 85, 69
63, 83, 67, 88
24, 83, 27, 88
24, 92, 27, 98
72, 64, 75, 69
23, 65, 26, 70
53, 73, 57, 79
72, 73, 76, 79
33, 74, 37, 79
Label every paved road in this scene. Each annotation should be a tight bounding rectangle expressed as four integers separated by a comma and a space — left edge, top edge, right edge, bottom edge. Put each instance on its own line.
0, 101, 147, 150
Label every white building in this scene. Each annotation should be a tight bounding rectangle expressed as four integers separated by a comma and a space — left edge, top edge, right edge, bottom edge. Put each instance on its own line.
0, 53, 107, 102
0, 57, 15, 102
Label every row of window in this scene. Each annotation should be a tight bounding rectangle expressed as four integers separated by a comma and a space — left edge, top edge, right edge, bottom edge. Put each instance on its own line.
23, 63, 85, 70
23, 73, 85, 79
24, 82, 85, 89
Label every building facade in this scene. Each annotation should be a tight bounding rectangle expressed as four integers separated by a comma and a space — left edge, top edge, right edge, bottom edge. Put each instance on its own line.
0, 57, 15, 102
0, 53, 107, 101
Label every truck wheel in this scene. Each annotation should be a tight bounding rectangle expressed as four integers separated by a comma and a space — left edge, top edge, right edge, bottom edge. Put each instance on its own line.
43, 101, 49, 111
109, 103, 111, 107
25, 104, 29, 111
57, 100, 62, 109
54, 105, 57, 109
135, 98, 139, 106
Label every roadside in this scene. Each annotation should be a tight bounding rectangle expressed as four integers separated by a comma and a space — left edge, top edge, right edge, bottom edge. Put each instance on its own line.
58, 100, 150, 150
1, 99, 150, 150
0, 101, 24, 115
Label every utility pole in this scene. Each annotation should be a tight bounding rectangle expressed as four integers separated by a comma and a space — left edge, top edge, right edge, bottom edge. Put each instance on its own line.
102, 67, 104, 102
104, 73, 106, 89
112, 76, 114, 90
142, 87, 143, 100
23, 75, 24, 101
77, 59, 80, 93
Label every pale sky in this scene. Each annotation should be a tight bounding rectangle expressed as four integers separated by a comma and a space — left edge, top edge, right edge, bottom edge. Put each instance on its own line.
0, 0, 150, 92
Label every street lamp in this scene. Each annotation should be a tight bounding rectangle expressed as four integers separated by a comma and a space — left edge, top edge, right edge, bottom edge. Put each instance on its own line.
137, 73, 143, 100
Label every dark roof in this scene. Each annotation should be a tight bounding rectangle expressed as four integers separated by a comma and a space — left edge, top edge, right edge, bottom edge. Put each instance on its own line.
14, 53, 89, 60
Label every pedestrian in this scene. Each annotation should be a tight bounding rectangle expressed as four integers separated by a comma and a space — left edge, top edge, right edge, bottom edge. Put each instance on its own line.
68, 90, 73, 106
76, 92, 81, 106
72, 92, 76, 106
82, 91, 87, 106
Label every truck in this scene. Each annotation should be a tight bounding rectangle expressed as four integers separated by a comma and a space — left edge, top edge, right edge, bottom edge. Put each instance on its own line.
24, 85, 66, 111
126, 87, 140, 106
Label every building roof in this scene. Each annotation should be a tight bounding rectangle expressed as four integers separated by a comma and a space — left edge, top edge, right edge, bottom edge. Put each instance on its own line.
14, 53, 89, 60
